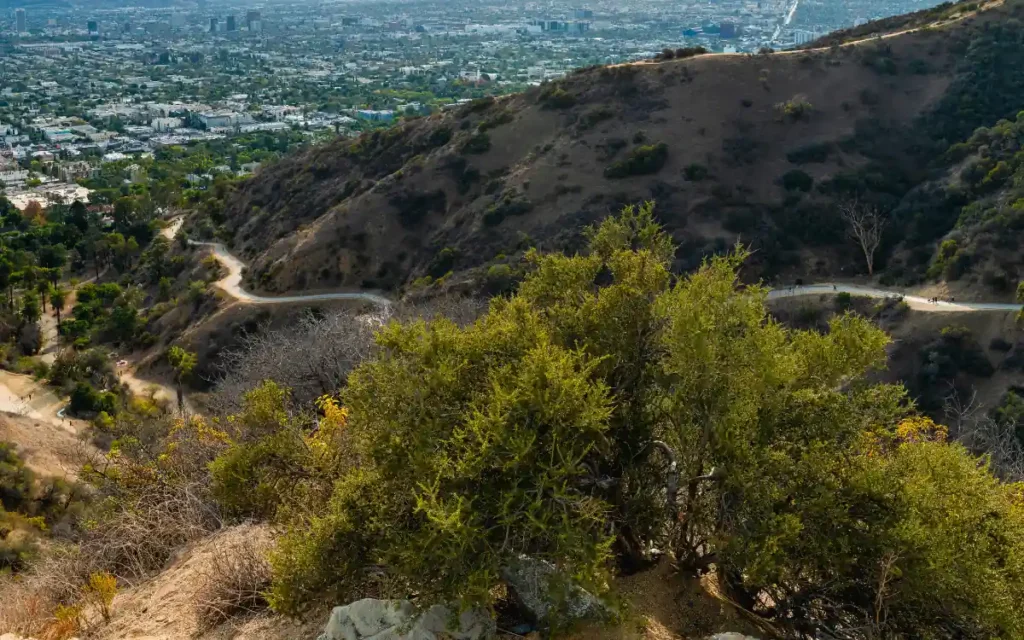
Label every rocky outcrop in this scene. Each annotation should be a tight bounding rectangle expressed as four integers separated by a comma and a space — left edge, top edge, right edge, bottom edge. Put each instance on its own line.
501, 556, 607, 626
318, 598, 494, 640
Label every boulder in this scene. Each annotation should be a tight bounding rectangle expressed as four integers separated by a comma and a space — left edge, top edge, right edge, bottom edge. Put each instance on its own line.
318, 598, 494, 640
500, 556, 607, 626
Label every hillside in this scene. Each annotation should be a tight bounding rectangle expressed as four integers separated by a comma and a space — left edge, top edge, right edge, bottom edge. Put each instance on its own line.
196, 0, 1024, 298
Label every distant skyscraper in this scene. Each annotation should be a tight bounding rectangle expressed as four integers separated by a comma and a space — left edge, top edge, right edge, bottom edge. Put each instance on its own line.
226, 15, 236, 31
87, 19, 99, 38
246, 10, 261, 31
209, 17, 218, 32
14, 8, 25, 34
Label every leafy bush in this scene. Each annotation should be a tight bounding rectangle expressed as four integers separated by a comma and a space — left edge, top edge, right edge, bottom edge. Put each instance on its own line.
483, 194, 533, 227
775, 94, 814, 121
835, 291, 853, 310
787, 142, 833, 164
69, 382, 117, 417
478, 110, 514, 132
781, 169, 814, 192
674, 46, 708, 59
458, 132, 491, 155
483, 263, 515, 295
427, 247, 461, 279
604, 143, 669, 178
684, 163, 709, 181
189, 205, 1024, 638
82, 572, 117, 622
539, 86, 577, 109
578, 106, 615, 130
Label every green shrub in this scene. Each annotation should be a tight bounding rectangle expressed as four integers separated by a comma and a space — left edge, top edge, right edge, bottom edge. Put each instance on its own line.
69, 382, 117, 416
458, 132, 491, 155
835, 291, 853, 310
203, 204, 1024, 639
539, 86, 576, 109
578, 106, 615, 130
684, 163, 709, 181
210, 430, 307, 521
786, 142, 833, 164
483, 263, 515, 295
478, 110, 514, 132
674, 46, 708, 59
483, 195, 533, 227
775, 95, 814, 120
427, 247, 460, 279
604, 143, 669, 178
781, 169, 814, 192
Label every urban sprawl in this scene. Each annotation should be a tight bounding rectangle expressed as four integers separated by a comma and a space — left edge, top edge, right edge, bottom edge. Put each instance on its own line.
0, 0, 946, 213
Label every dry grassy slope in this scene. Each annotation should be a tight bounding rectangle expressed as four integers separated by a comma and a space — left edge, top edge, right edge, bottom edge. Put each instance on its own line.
218, 4, 1007, 296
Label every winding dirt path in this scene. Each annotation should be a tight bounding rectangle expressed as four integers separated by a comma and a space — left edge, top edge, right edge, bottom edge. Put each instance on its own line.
165, 215, 391, 307
767, 283, 1021, 313
190, 241, 393, 307
171, 214, 1018, 316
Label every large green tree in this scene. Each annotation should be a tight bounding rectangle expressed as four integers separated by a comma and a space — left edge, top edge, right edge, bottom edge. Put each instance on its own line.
216, 204, 1024, 637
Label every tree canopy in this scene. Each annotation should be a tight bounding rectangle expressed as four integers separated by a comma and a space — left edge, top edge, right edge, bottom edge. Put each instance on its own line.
203, 203, 1024, 638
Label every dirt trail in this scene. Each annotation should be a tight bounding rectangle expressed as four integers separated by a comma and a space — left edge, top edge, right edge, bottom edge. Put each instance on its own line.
0, 370, 92, 477
164, 215, 391, 307
767, 283, 1021, 313
191, 240, 392, 307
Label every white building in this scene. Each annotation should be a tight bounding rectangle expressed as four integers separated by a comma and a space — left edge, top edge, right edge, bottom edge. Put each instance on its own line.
152, 117, 183, 132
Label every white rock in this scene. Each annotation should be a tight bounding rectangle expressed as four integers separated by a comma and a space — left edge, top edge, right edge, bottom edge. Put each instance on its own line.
501, 556, 606, 625
318, 598, 494, 640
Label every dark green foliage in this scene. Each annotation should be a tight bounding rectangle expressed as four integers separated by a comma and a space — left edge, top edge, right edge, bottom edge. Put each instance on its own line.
461, 97, 495, 116
835, 291, 853, 311
483, 194, 533, 227
993, 390, 1024, 435
70, 382, 118, 416
674, 46, 708, 59
915, 325, 994, 410
989, 337, 1014, 352
684, 164, 709, 181
424, 126, 453, 149
781, 170, 814, 192
391, 190, 447, 228
722, 136, 759, 166
578, 106, 615, 130
539, 85, 577, 109
447, 157, 481, 195
427, 247, 460, 278
459, 132, 492, 155
921, 22, 1024, 147
483, 263, 516, 295
478, 110, 514, 132
787, 142, 833, 164
604, 143, 669, 179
